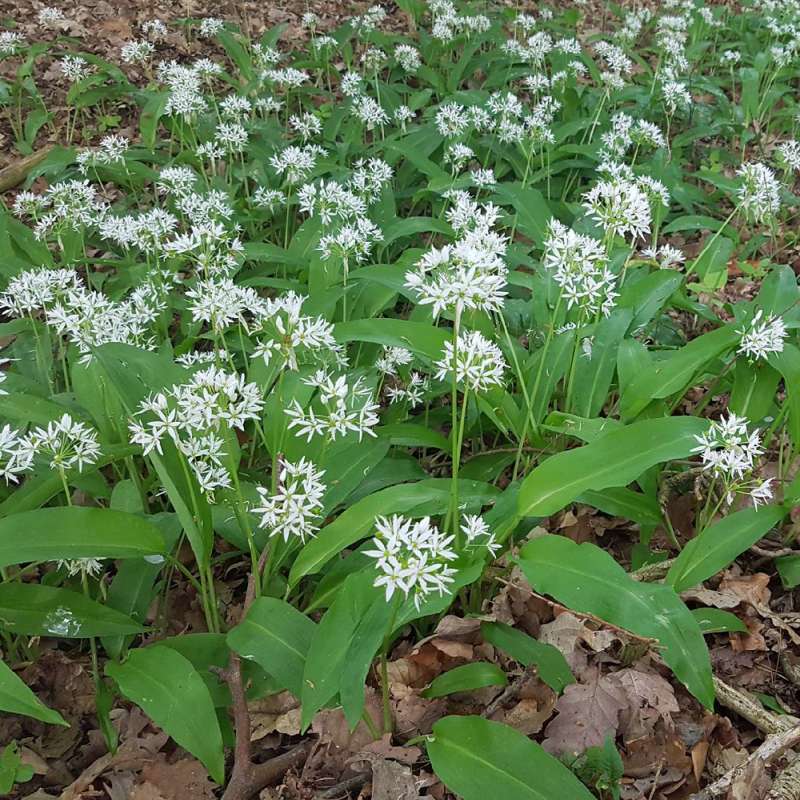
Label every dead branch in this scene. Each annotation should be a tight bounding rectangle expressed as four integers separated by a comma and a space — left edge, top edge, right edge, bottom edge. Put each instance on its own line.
713, 677, 798, 735
766, 753, 800, 800
689, 725, 800, 800
0, 146, 54, 193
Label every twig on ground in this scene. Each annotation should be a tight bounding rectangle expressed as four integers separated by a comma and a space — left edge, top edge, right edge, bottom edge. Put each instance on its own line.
313, 772, 371, 799
689, 724, 800, 800
766, 753, 800, 800
482, 664, 538, 718
713, 677, 798, 735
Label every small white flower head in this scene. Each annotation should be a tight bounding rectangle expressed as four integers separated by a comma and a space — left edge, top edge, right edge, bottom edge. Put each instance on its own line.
248, 291, 344, 371
777, 140, 800, 173
285, 370, 380, 443
365, 515, 457, 609
395, 43, 421, 72
302, 11, 319, 28
693, 414, 772, 507
38, 7, 65, 28
60, 55, 92, 83
141, 19, 168, 40
721, 49, 741, 65
0, 424, 34, 484
542, 220, 618, 316
252, 458, 326, 543
350, 95, 389, 129
22, 413, 101, 473
198, 17, 225, 37
376, 346, 414, 375
253, 186, 286, 213
270, 144, 325, 184
435, 102, 469, 138
693, 413, 759, 480
641, 244, 685, 269
58, 558, 104, 578
318, 217, 383, 263
737, 310, 787, 361
582, 179, 651, 241
662, 80, 692, 114
434, 330, 507, 393
121, 40, 155, 64
0, 31, 26, 56
737, 162, 781, 224
461, 514, 500, 555
471, 168, 496, 189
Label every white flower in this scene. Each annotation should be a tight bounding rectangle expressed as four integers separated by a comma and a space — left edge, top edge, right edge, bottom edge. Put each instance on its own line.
252, 458, 326, 542
662, 80, 692, 113
285, 370, 379, 442
543, 219, 618, 316
461, 514, 500, 555
583, 179, 651, 241
737, 310, 787, 361
22, 414, 101, 473
376, 346, 414, 375
0, 424, 34, 483
365, 515, 457, 608
199, 17, 225, 37
434, 330, 507, 393
0, 31, 26, 56
121, 40, 155, 64
58, 558, 104, 578
737, 162, 781, 224
777, 140, 800, 172
395, 43, 421, 72
60, 55, 92, 83
38, 7, 65, 27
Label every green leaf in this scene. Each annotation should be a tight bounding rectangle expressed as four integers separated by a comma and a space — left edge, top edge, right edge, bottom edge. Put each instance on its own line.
492, 183, 553, 243
107, 646, 224, 783
301, 571, 374, 729
667, 505, 786, 592
0, 583, 144, 638
422, 662, 507, 699
139, 91, 168, 149
620, 325, 738, 419
0, 507, 165, 568
0, 659, 68, 726
227, 597, 316, 699
481, 622, 574, 693
334, 319, 448, 361
776, 555, 800, 589
518, 417, 708, 518
518, 535, 714, 708
692, 608, 747, 635
427, 716, 595, 800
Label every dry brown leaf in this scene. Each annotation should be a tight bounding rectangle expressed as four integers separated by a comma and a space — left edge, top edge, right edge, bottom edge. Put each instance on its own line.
720, 573, 772, 607
542, 672, 628, 755
610, 668, 679, 740
138, 758, 216, 800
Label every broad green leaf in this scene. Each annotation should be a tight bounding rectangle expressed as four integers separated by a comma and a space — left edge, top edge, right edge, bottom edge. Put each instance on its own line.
492, 183, 553, 243
378, 423, 449, 451
107, 646, 224, 783
620, 325, 738, 419
334, 319, 448, 361
769, 344, 800, 447
571, 309, 631, 418
422, 662, 507, 699
427, 716, 595, 800
0, 507, 165, 568
518, 535, 714, 708
667, 505, 786, 592
301, 571, 374, 729
481, 622, 574, 693
518, 417, 708, 518
692, 608, 747, 635
776, 555, 800, 589
0, 659, 68, 726
227, 597, 316, 699
577, 487, 662, 528
0, 584, 144, 638
730, 360, 780, 422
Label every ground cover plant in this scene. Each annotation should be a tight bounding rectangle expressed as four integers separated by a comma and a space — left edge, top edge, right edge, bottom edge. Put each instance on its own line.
0, 0, 800, 797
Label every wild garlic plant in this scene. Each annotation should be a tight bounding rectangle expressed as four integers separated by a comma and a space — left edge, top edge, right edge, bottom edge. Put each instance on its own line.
1, 0, 800, 795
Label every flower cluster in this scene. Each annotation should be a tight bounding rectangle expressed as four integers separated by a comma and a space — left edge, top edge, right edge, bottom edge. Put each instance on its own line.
737, 310, 787, 361
693, 414, 772, 507
252, 458, 326, 542
366, 515, 457, 608
285, 369, 380, 442
434, 330, 507, 393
